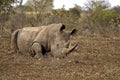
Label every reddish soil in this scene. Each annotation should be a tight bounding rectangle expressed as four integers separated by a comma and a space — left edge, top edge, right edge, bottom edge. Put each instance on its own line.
0, 36, 120, 80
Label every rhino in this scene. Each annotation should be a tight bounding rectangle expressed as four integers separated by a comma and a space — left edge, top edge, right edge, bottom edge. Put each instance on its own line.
11, 23, 78, 58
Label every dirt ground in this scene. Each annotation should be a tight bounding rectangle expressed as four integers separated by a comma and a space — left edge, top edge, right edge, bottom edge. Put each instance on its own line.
0, 36, 120, 80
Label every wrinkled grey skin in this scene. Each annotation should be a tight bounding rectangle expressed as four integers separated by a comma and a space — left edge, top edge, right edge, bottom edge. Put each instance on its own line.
11, 23, 78, 58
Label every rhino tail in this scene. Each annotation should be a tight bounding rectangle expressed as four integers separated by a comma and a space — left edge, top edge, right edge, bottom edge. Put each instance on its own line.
10, 29, 20, 53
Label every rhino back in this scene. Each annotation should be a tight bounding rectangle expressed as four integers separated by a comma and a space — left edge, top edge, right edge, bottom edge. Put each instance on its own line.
33, 23, 63, 51
17, 27, 43, 52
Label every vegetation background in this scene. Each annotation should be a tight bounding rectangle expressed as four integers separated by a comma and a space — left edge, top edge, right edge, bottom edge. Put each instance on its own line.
0, 0, 120, 37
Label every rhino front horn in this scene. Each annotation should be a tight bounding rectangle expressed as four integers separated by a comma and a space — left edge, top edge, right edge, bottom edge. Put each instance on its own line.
63, 42, 78, 56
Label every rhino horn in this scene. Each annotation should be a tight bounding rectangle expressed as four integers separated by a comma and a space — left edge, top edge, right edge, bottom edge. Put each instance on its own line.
63, 42, 78, 56
64, 41, 70, 48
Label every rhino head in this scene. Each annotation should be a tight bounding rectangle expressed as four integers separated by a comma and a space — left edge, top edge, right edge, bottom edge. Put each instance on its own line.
50, 24, 78, 58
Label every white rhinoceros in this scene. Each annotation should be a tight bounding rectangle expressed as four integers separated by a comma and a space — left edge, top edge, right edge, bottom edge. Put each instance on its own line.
11, 23, 78, 58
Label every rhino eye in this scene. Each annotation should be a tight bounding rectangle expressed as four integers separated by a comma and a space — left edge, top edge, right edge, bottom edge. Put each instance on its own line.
57, 44, 59, 47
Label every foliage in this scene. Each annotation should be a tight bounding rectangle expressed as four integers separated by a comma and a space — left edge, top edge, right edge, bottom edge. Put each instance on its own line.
15, 5, 33, 12
51, 5, 81, 30
79, 0, 120, 37
23, 0, 53, 26
85, 0, 111, 25
113, 6, 120, 15
112, 6, 120, 25
96, 9, 116, 26
85, 0, 110, 12
68, 5, 81, 20
0, 0, 14, 14
25, 0, 53, 14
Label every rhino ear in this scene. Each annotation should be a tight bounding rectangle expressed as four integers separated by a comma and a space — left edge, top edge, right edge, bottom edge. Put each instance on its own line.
60, 24, 66, 31
70, 29, 77, 35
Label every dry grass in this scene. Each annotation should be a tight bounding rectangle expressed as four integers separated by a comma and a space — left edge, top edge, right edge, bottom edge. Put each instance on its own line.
0, 35, 120, 80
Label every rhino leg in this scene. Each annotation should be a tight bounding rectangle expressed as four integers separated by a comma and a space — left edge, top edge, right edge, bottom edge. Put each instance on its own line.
30, 42, 42, 58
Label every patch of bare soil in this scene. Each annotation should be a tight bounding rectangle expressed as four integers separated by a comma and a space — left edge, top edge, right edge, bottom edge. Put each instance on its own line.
0, 36, 120, 80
